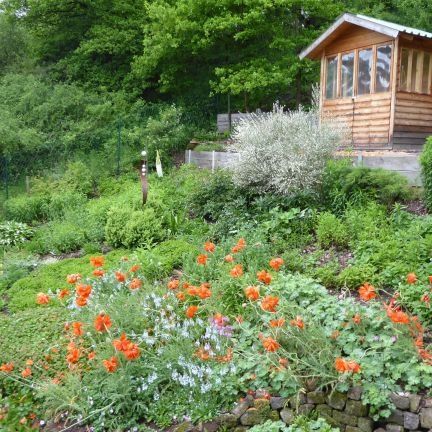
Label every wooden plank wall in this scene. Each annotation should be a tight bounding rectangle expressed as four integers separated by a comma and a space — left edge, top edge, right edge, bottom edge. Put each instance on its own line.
323, 93, 392, 148
393, 92, 432, 149
217, 113, 255, 133
185, 150, 241, 170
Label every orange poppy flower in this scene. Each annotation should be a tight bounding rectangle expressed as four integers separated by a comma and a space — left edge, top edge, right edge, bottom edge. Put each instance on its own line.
72, 322, 84, 337
176, 292, 186, 301
197, 254, 208, 265
290, 316, 305, 329
429, 275, 432, 284
331, 330, 340, 339
232, 238, 246, 253
58, 288, 70, 299
66, 273, 81, 284
269, 258, 284, 271
270, 318, 285, 328
406, 273, 418, 284
204, 241, 216, 253
76, 296, 88, 307
113, 333, 130, 352
245, 285, 260, 301
186, 305, 198, 319
230, 264, 243, 278
90, 256, 105, 268
197, 284, 212, 299
257, 270, 272, 285
421, 293, 430, 304
187, 285, 199, 296
103, 356, 119, 373
167, 279, 180, 290
94, 313, 112, 332
66, 347, 81, 364
353, 314, 362, 325
115, 271, 126, 283
21, 367, 32, 378
335, 357, 361, 374
262, 337, 280, 352
88, 351, 96, 360
36, 293, 50, 305
76, 284, 92, 298
123, 342, 140, 361
224, 254, 234, 263
261, 296, 279, 313
195, 348, 210, 361
0, 362, 14, 373
93, 269, 105, 277
129, 278, 142, 290
358, 283, 377, 302
129, 265, 140, 273
386, 306, 410, 324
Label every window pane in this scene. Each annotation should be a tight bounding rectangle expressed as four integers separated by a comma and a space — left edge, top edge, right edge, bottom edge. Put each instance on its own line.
376, 45, 392, 92
400, 48, 410, 91
326, 56, 338, 99
358, 48, 373, 95
422, 53, 431, 94
341, 52, 354, 97
411, 50, 419, 92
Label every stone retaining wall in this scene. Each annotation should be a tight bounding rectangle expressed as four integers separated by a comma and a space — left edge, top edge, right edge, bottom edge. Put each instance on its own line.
212, 389, 432, 432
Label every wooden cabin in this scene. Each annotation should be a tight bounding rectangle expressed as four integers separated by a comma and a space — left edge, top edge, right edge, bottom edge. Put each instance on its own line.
300, 13, 432, 150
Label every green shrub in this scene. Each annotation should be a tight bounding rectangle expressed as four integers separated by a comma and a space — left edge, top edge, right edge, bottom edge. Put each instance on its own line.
316, 212, 349, 249
59, 160, 94, 196
42, 191, 87, 220
336, 263, 378, 290
0, 251, 39, 294
193, 142, 226, 152
3, 194, 48, 223
420, 136, 432, 211
37, 220, 87, 254
105, 207, 130, 247
311, 261, 340, 288
151, 239, 198, 271
0, 221, 34, 248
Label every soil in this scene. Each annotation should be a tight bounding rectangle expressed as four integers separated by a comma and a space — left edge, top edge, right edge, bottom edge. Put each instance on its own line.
405, 199, 428, 216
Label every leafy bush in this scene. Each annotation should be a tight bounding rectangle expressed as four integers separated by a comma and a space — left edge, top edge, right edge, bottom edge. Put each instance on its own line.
105, 207, 166, 249
0, 221, 34, 248
42, 191, 87, 220
231, 104, 345, 195
316, 212, 349, 249
58, 160, 94, 196
420, 136, 432, 211
3, 194, 48, 223
248, 417, 339, 432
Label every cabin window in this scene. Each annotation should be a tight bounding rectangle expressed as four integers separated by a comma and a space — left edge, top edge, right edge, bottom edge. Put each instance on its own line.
358, 48, 373, 95
326, 56, 338, 99
400, 47, 432, 94
341, 52, 355, 97
376, 44, 392, 93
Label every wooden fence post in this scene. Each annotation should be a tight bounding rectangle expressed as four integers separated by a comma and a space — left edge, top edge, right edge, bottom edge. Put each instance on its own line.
212, 151, 216, 173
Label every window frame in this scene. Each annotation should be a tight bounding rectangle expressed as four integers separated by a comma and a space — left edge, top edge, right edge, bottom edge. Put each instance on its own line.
399, 47, 432, 95
324, 42, 393, 100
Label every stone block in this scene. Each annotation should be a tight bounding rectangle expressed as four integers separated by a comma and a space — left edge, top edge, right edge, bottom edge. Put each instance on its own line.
390, 393, 410, 410
420, 407, 432, 428
316, 404, 333, 417
387, 409, 404, 426
328, 391, 347, 410
270, 396, 287, 410
253, 398, 270, 414
385, 425, 404, 432
348, 387, 363, 401
307, 390, 326, 404
255, 389, 270, 399
234, 428, 248, 432
404, 411, 419, 430
409, 394, 422, 413
346, 427, 362, 432
240, 408, 264, 426
424, 398, 432, 408
289, 393, 307, 408
232, 401, 250, 418
332, 409, 358, 426
280, 408, 295, 425
297, 404, 314, 416
373, 428, 386, 432
173, 422, 194, 432
346, 400, 368, 417
358, 417, 374, 432
215, 413, 238, 428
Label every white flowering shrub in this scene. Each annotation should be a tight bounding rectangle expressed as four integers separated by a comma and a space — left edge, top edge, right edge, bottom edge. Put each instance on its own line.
231, 103, 346, 195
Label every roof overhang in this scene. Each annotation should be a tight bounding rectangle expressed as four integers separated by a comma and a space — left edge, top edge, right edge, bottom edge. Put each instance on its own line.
300, 13, 399, 60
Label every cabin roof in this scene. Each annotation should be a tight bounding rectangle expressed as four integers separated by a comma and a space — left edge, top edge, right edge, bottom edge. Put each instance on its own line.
300, 13, 432, 60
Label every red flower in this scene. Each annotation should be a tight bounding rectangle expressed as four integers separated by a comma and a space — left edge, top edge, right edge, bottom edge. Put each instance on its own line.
129, 278, 142, 290
197, 284, 212, 299
66, 347, 81, 364
88, 351, 96, 360
66, 274, 81, 284
358, 283, 376, 302
186, 305, 198, 319
90, 256, 105, 268
230, 264, 243, 278
262, 337, 280, 352
290, 316, 305, 329
257, 270, 272, 285
167, 279, 180, 290
270, 318, 285, 328
197, 254, 208, 265
72, 322, 84, 336
353, 314, 362, 325
36, 293, 50, 305
232, 238, 246, 253
58, 288, 70, 299
335, 357, 361, 374
113, 333, 130, 352
269, 258, 284, 271
103, 356, 119, 373
421, 294, 430, 304
224, 254, 234, 263
245, 286, 260, 301
176, 292, 186, 301
115, 271, 126, 283
123, 343, 140, 361
93, 269, 105, 277
0, 362, 14, 373
21, 368, 32, 378
385, 305, 410, 324
406, 273, 418, 284
129, 265, 140, 273
204, 241, 216, 253
76, 284, 92, 298
76, 296, 88, 307
261, 296, 279, 313
94, 313, 112, 332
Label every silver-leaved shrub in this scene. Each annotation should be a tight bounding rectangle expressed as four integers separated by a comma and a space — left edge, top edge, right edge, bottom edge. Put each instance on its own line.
231, 103, 346, 195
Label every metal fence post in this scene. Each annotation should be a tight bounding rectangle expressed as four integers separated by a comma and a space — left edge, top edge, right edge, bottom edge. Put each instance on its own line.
116, 119, 122, 178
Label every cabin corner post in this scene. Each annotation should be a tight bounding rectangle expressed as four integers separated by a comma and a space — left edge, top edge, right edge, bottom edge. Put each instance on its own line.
320, 51, 326, 123
389, 36, 399, 148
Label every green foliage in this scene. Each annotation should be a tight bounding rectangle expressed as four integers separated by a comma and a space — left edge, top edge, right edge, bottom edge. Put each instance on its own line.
316, 212, 349, 249
193, 142, 226, 152
420, 136, 432, 211
59, 161, 94, 196
3, 194, 48, 224
0, 221, 34, 248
